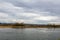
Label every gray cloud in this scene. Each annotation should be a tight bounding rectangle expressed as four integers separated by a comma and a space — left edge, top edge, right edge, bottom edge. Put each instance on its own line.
0, 0, 60, 24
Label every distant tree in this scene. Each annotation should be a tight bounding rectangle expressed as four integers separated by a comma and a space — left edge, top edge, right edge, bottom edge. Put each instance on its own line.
51, 24, 56, 28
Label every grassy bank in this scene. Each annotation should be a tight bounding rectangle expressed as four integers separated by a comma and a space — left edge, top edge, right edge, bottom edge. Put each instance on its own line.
0, 23, 60, 28
0, 25, 60, 28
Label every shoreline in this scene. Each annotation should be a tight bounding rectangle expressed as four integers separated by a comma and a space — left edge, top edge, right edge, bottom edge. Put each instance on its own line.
0, 26, 60, 28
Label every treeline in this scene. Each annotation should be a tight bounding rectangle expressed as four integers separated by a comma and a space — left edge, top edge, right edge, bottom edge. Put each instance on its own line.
0, 23, 60, 28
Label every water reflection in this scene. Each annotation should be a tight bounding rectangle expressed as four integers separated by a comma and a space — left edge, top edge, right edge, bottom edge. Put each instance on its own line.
0, 28, 60, 40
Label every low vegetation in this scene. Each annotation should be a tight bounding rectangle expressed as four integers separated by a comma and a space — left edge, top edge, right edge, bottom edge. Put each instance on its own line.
0, 23, 60, 28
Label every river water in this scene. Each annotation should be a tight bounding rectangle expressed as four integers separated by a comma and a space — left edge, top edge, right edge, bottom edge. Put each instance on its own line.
0, 28, 60, 40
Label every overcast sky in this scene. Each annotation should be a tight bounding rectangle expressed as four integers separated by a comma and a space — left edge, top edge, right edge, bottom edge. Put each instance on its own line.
0, 0, 60, 24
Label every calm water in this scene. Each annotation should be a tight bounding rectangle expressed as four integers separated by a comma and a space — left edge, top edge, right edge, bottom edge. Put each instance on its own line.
0, 28, 60, 40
